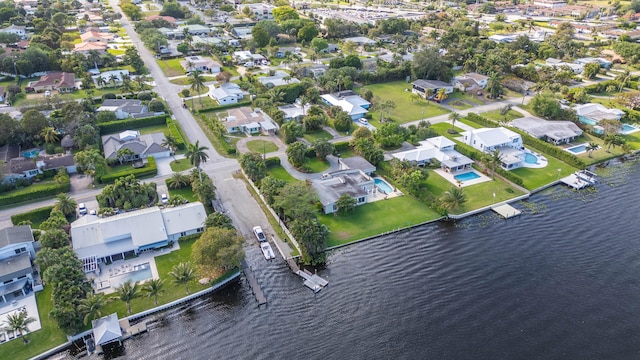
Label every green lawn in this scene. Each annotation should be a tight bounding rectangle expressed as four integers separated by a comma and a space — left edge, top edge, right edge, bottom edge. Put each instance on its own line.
185, 96, 218, 111
168, 187, 198, 202
107, 49, 126, 56
169, 159, 194, 172
157, 58, 185, 77
0, 286, 67, 360
447, 100, 473, 110
222, 66, 239, 77
569, 133, 626, 165
137, 124, 169, 135
447, 91, 485, 105
356, 81, 449, 125
246, 139, 278, 153
170, 76, 216, 85
101, 237, 209, 319
481, 108, 524, 122
267, 165, 299, 183
304, 158, 330, 173
319, 195, 441, 246
303, 129, 333, 143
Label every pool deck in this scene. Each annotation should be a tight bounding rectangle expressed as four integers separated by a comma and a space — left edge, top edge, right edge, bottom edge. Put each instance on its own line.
435, 169, 492, 188
87, 247, 175, 294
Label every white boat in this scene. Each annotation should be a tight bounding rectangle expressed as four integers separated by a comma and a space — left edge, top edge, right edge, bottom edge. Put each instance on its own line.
260, 242, 275, 260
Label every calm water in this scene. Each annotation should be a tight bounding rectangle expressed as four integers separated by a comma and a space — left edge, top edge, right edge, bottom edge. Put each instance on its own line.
55, 162, 640, 360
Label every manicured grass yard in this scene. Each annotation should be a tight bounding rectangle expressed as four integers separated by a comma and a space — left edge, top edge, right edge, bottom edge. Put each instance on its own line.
246, 139, 278, 153
319, 195, 442, 246
170, 76, 216, 85
356, 81, 449, 125
186, 96, 218, 111
480, 108, 524, 122
169, 159, 194, 172
0, 286, 67, 360
168, 187, 198, 203
157, 58, 185, 77
267, 165, 299, 183
304, 158, 330, 173
303, 129, 333, 143
137, 124, 169, 135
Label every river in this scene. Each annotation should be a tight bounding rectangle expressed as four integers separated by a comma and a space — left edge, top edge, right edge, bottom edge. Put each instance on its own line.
54, 161, 640, 360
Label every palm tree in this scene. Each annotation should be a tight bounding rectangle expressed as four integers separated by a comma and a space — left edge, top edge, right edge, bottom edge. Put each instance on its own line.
168, 262, 196, 294
95, 76, 106, 89
53, 193, 77, 217
441, 186, 467, 212
78, 293, 107, 325
185, 140, 210, 182
144, 278, 165, 305
435, 87, 448, 103
585, 142, 598, 158
116, 148, 135, 164
486, 72, 503, 99
424, 88, 434, 102
108, 73, 118, 87
41, 127, 59, 144
2, 309, 36, 343
448, 112, 460, 132
615, 69, 631, 92
113, 280, 141, 314
161, 133, 179, 160
166, 172, 191, 189
485, 149, 503, 179
189, 70, 207, 108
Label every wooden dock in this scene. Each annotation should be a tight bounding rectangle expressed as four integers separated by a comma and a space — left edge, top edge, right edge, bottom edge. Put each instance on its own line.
241, 260, 267, 307
286, 258, 328, 293
119, 318, 148, 339
561, 170, 597, 190
492, 204, 522, 219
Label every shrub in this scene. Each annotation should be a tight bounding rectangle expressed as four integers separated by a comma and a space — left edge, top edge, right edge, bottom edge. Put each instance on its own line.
265, 157, 281, 167
137, 93, 153, 101
0, 182, 70, 207
97, 157, 158, 183
465, 113, 498, 128
102, 93, 117, 100
333, 141, 351, 153
166, 117, 186, 149
11, 206, 54, 225
97, 115, 168, 134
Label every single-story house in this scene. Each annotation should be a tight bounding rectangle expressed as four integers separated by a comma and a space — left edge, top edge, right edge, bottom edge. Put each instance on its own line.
392, 136, 473, 172
311, 169, 374, 214
338, 156, 376, 176
97, 99, 149, 119
180, 56, 221, 74
488, 34, 517, 43
177, 24, 211, 36
80, 31, 114, 43
71, 202, 207, 272
575, 103, 625, 125
233, 27, 253, 40
575, 57, 613, 69
223, 107, 277, 135
321, 91, 371, 120
0, 225, 40, 303
233, 51, 267, 65
510, 116, 583, 145
257, 70, 300, 87
28, 72, 76, 93
379, 52, 414, 63
454, 73, 489, 92
275, 47, 299, 58
73, 41, 108, 55
145, 15, 177, 25
209, 82, 245, 105
460, 127, 523, 153
342, 36, 376, 45
302, 64, 329, 79
0, 25, 26, 39
101, 130, 170, 160
92, 70, 130, 88
6, 153, 77, 179
191, 35, 223, 47
278, 102, 308, 122
412, 79, 454, 99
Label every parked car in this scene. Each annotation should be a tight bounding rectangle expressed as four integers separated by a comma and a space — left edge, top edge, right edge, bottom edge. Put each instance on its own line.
359, 118, 369, 125
78, 203, 87, 216
253, 226, 267, 242
161, 194, 168, 204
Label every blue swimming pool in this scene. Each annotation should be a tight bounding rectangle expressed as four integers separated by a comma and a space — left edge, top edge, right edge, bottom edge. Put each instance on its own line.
22, 149, 40, 158
621, 124, 638, 134
524, 153, 538, 164
454, 171, 481, 182
112, 263, 152, 287
374, 178, 393, 194
566, 144, 587, 154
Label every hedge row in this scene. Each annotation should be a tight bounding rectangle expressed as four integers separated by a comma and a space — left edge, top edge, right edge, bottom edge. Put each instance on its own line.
97, 157, 157, 184
97, 115, 168, 135
265, 157, 281, 167
166, 117, 186, 150
11, 206, 54, 226
466, 113, 498, 128
0, 182, 70, 207
333, 141, 350, 153
197, 99, 251, 113
583, 80, 621, 94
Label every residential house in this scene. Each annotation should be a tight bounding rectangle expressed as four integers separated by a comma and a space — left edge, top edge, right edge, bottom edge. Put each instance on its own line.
575, 103, 624, 125
223, 107, 277, 135
28, 72, 76, 93
454, 73, 489, 92
412, 79, 454, 99
488, 34, 517, 43
191, 35, 223, 48
97, 99, 149, 119
338, 156, 376, 176
209, 82, 245, 105
92, 70, 130, 88
6, 153, 77, 179
544, 58, 584, 74
257, 70, 300, 87
460, 127, 526, 170
233, 27, 253, 40
302, 64, 329, 78
392, 136, 474, 172
342, 36, 376, 45
80, 31, 114, 43
510, 116, 583, 145
70, 203, 207, 271
575, 57, 613, 69
311, 169, 374, 214
275, 47, 299, 58
0, 225, 42, 305
101, 130, 171, 160
180, 56, 221, 74
379, 52, 414, 64
533, 0, 567, 8
177, 24, 211, 36
73, 41, 108, 55
0, 25, 26, 39
233, 51, 267, 65
278, 102, 308, 122
145, 15, 177, 25
320, 91, 371, 120
242, 3, 276, 20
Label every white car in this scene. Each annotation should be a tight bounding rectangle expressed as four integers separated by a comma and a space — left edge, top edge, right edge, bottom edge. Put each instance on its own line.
359, 118, 369, 125
78, 203, 87, 216
161, 194, 168, 204
253, 226, 266, 242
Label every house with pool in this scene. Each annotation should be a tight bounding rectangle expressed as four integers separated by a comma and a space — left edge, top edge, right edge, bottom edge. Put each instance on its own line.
70, 202, 207, 273
460, 127, 545, 170
312, 169, 374, 214
391, 136, 473, 172
575, 103, 624, 126
510, 117, 583, 145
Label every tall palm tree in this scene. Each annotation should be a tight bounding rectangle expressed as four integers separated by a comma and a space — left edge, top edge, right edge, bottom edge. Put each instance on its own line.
78, 293, 107, 325
586, 142, 599, 158
169, 262, 196, 294
185, 140, 210, 182
41, 127, 59, 144
486, 72, 503, 99
166, 172, 191, 189
2, 309, 36, 343
161, 133, 179, 160
441, 186, 467, 212
435, 87, 448, 103
189, 70, 207, 109
113, 280, 141, 314
144, 278, 165, 305
116, 148, 135, 164
485, 149, 503, 179
448, 112, 461, 132
53, 193, 77, 217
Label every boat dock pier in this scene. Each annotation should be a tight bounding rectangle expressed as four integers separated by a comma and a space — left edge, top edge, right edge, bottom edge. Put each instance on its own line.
241, 259, 267, 307
561, 170, 598, 190
491, 204, 522, 219
286, 258, 329, 293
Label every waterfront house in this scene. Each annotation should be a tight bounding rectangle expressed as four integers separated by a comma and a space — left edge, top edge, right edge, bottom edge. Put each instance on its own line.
510, 116, 583, 145
392, 136, 473, 172
320, 91, 370, 120
180, 56, 221, 74
101, 130, 170, 160
209, 82, 245, 105
71, 202, 207, 272
411, 79, 454, 99
311, 169, 374, 214
223, 107, 277, 135
97, 99, 149, 119
460, 127, 526, 170
575, 103, 624, 125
